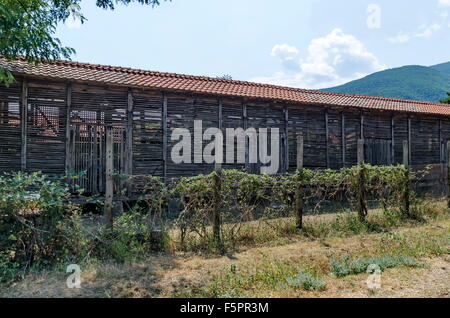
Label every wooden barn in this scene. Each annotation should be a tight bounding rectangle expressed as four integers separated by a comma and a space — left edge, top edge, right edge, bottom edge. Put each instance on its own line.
0, 57, 449, 195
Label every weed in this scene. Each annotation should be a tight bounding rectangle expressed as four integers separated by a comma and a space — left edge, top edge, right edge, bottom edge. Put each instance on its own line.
284, 270, 326, 291
331, 254, 422, 278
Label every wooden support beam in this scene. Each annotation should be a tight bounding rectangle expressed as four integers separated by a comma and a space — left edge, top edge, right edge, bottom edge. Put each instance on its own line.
65, 82, 72, 174
391, 116, 395, 165
242, 101, 248, 130
403, 140, 409, 169
403, 140, 411, 216
213, 158, 222, 250
125, 89, 134, 193
408, 117, 412, 165
243, 101, 248, 171
439, 120, 444, 196
20, 79, 28, 171
439, 120, 442, 163
218, 98, 223, 131
357, 139, 364, 164
296, 135, 304, 171
358, 112, 365, 164
360, 111, 364, 140
104, 127, 114, 228
447, 141, 450, 208
295, 135, 304, 230
162, 92, 168, 183
341, 112, 346, 168
284, 105, 289, 172
325, 110, 329, 169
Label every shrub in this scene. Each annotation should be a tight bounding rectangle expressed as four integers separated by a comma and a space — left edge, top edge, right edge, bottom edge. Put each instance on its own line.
0, 172, 85, 283
89, 210, 169, 263
331, 254, 422, 278
285, 270, 326, 291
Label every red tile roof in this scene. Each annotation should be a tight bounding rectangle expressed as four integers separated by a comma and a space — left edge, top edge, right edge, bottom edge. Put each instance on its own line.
1, 57, 450, 116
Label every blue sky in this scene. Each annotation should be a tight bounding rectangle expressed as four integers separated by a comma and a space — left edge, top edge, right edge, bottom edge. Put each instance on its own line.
57, 0, 450, 89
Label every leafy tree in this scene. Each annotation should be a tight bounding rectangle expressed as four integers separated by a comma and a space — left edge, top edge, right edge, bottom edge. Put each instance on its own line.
0, 0, 168, 85
441, 92, 450, 104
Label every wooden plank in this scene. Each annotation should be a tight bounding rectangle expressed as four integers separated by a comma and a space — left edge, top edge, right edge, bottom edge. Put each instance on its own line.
65, 82, 72, 173
162, 92, 168, 183
104, 127, 114, 228
20, 79, 28, 171
341, 112, 346, 168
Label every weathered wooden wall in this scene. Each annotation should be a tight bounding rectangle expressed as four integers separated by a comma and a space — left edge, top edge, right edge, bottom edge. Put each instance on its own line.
0, 81, 21, 172
0, 77, 449, 194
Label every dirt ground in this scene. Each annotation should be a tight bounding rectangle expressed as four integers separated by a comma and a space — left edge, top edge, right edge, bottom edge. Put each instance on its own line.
1, 217, 449, 298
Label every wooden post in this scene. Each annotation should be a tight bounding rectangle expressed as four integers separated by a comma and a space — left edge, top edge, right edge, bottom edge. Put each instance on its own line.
439, 120, 444, 197
325, 110, 330, 169
403, 140, 411, 217
296, 135, 304, 170
360, 112, 364, 140
218, 99, 223, 131
123, 89, 134, 195
65, 82, 72, 174
403, 140, 409, 169
242, 101, 248, 172
357, 139, 367, 221
20, 79, 28, 171
213, 160, 222, 250
295, 135, 304, 229
357, 139, 364, 164
104, 127, 114, 228
284, 105, 289, 172
391, 116, 395, 165
407, 117, 412, 165
341, 112, 346, 168
162, 92, 168, 183
447, 141, 450, 208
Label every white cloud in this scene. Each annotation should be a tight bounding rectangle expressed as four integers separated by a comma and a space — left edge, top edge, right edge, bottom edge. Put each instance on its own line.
388, 32, 411, 44
416, 23, 442, 37
389, 23, 443, 44
389, 1, 448, 44
270, 44, 300, 72
251, 28, 386, 89
271, 44, 299, 58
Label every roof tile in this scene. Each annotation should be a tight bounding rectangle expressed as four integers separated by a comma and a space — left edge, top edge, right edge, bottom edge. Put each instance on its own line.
1, 57, 449, 116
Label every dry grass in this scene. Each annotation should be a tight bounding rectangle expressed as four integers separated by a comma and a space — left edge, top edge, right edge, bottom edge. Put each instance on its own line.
1, 209, 448, 298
